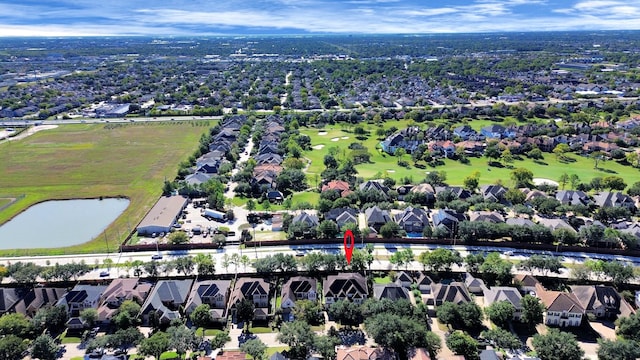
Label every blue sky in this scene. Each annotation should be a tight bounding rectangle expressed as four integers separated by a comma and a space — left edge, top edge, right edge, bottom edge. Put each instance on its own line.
2, 0, 640, 36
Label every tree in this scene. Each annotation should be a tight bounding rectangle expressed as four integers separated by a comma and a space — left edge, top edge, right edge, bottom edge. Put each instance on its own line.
190, 304, 213, 331
463, 172, 480, 191
174, 256, 195, 275
511, 168, 533, 188
480, 328, 521, 351
314, 334, 341, 360
445, 331, 478, 360
389, 248, 414, 270
277, 320, 316, 360
293, 300, 324, 325
504, 188, 525, 205
616, 312, 640, 342
602, 175, 627, 191
113, 300, 141, 330
380, 221, 402, 238
465, 253, 485, 273
236, 299, 255, 330
80, 308, 98, 328
328, 300, 363, 326
558, 173, 569, 190
527, 147, 543, 160
31, 334, 59, 360
479, 252, 512, 286
246, 199, 256, 213
597, 339, 640, 360
241, 338, 267, 360
31, 305, 67, 334
167, 324, 197, 359
424, 331, 442, 360
518, 255, 563, 276
139, 331, 170, 360
364, 313, 432, 360
520, 295, 544, 328
194, 253, 216, 275
418, 248, 462, 272
532, 329, 584, 360
458, 302, 483, 330
210, 331, 231, 350
168, 231, 189, 244
436, 302, 459, 328
569, 173, 580, 189
485, 300, 515, 328
0, 312, 34, 339
0, 334, 28, 360
552, 143, 570, 160
317, 220, 339, 238
485, 142, 501, 163
591, 150, 606, 169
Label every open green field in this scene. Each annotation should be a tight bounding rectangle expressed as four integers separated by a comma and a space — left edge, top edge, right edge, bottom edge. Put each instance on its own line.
0, 121, 213, 255
301, 121, 640, 187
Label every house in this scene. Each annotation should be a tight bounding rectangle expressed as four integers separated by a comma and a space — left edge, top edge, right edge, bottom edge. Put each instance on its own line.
336, 346, 395, 360
521, 189, 548, 203
394, 206, 430, 233
570, 285, 635, 319
594, 192, 636, 210
455, 141, 485, 156
336, 211, 359, 230
281, 276, 317, 321
556, 190, 591, 206
480, 349, 501, 360
464, 273, 487, 294
409, 183, 437, 203
536, 284, 584, 327
481, 124, 515, 139
184, 172, 212, 186
364, 206, 392, 232
483, 287, 523, 320
324, 273, 368, 305
359, 181, 390, 199
506, 217, 536, 227
97, 279, 152, 324
434, 186, 472, 200
10, 287, 66, 317
417, 273, 435, 294
139, 280, 193, 325
184, 280, 231, 323
372, 284, 410, 301
290, 211, 319, 237
480, 185, 508, 202
325, 207, 359, 226
429, 282, 472, 306
322, 180, 352, 197
468, 211, 505, 223
57, 284, 108, 330
395, 271, 413, 288
228, 278, 270, 322
431, 209, 463, 234
536, 218, 576, 233
453, 125, 479, 140
513, 274, 541, 295
0, 288, 27, 315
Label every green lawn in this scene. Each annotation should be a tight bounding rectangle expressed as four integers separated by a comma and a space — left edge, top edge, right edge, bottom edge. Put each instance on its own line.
249, 326, 274, 334
266, 346, 289, 356
0, 121, 214, 255
373, 276, 392, 284
300, 121, 640, 187
0, 198, 10, 208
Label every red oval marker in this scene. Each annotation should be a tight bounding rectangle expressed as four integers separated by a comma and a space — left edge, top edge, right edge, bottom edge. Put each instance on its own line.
344, 229, 355, 264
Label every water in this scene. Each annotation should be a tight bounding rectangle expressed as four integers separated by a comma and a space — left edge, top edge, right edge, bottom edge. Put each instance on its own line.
0, 198, 129, 249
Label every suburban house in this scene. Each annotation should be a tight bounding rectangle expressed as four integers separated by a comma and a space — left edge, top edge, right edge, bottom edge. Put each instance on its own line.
513, 274, 541, 295
536, 284, 584, 327
483, 287, 523, 320
394, 206, 430, 233
336, 346, 395, 360
364, 206, 392, 232
480, 185, 508, 202
0, 288, 28, 314
10, 287, 66, 317
593, 192, 636, 210
506, 217, 536, 227
359, 181, 390, 200
57, 284, 108, 330
453, 125, 480, 140
417, 273, 435, 294
464, 273, 487, 294
322, 180, 352, 197
281, 276, 317, 321
556, 190, 591, 206
324, 273, 368, 305
228, 278, 270, 322
139, 280, 193, 326
325, 207, 359, 229
428, 282, 472, 306
97, 278, 152, 324
410, 183, 437, 203
468, 211, 505, 223
431, 209, 463, 234
184, 280, 232, 323
570, 285, 635, 319
536, 218, 576, 233
481, 124, 515, 139
372, 284, 410, 301
394, 271, 413, 288
290, 211, 320, 237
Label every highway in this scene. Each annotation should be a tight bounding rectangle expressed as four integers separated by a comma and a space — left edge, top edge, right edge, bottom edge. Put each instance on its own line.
1, 243, 638, 283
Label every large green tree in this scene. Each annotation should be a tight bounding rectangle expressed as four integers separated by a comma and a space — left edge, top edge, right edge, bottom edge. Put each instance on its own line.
597, 339, 640, 360
532, 329, 584, 360
485, 300, 515, 328
138, 331, 170, 360
520, 295, 545, 328
241, 338, 267, 360
0, 334, 28, 360
445, 331, 478, 360
276, 320, 316, 360
31, 334, 59, 360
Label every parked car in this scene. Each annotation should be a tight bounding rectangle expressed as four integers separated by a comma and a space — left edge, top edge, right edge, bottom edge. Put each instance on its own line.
99, 271, 110, 277
151, 253, 163, 260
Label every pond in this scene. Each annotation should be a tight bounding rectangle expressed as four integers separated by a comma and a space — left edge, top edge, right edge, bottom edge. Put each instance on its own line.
0, 198, 129, 249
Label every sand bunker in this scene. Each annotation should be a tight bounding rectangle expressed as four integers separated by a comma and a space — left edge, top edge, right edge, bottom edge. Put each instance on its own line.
341, 136, 349, 139
318, 131, 328, 135
533, 178, 559, 187
387, 170, 396, 173
331, 137, 339, 142
312, 144, 325, 150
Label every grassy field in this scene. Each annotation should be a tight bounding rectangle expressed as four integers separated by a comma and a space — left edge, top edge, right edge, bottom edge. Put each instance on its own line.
300, 121, 640, 187
0, 121, 213, 255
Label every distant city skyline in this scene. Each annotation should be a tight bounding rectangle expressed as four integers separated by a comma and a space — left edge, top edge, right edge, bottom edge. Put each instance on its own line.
2, 0, 640, 37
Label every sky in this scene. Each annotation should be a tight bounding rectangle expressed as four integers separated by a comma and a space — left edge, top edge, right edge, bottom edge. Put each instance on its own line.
2, 0, 640, 36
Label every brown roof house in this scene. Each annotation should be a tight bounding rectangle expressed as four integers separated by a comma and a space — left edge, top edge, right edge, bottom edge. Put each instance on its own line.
570, 285, 636, 319
97, 278, 152, 324
336, 346, 395, 360
428, 282, 471, 306
185, 280, 231, 323
0, 288, 28, 315
536, 283, 584, 327
322, 180, 352, 197
56, 284, 108, 330
513, 274, 541, 295
323, 273, 368, 305
228, 278, 270, 322
280, 276, 317, 321
10, 287, 66, 317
